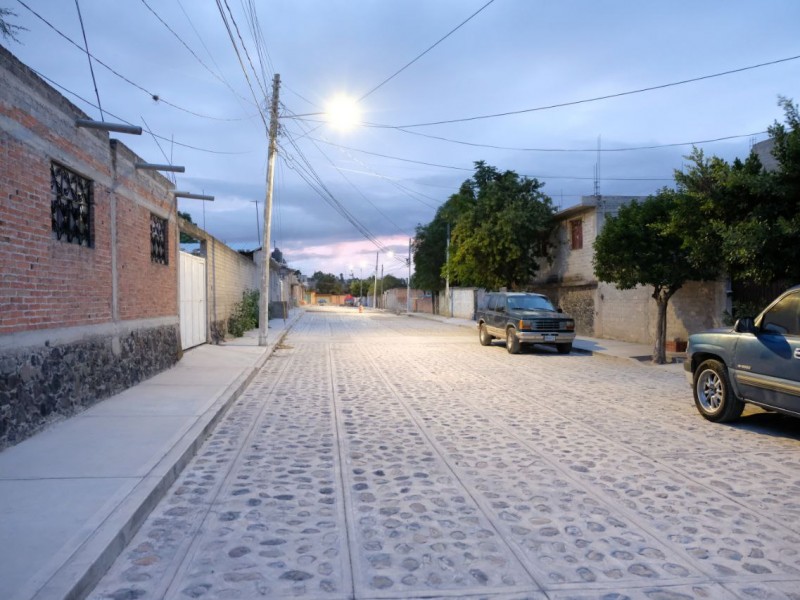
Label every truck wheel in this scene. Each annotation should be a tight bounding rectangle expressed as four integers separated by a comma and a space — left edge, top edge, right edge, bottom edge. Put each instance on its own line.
556, 342, 572, 354
693, 359, 744, 422
479, 323, 493, 346
506, 328, 521, 354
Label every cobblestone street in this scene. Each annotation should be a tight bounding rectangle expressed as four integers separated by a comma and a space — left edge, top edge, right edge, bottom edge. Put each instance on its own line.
90, 308, 800, 600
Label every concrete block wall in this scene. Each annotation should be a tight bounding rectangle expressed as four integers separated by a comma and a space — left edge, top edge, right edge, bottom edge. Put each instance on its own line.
438, 288, 478, 319
595, 280, 726, 344
0, 45, 180, 448
207, 238, 258, 338
179, 219, 259, 341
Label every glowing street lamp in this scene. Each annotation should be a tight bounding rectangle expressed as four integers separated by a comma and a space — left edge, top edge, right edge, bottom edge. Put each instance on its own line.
325, 94, 360, 131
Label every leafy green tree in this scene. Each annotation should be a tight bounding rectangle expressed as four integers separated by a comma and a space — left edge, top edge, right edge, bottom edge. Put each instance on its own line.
381, 274, 405, 290
448, 162, 554, 289
594, 190, 716, 364
312, 271, 343, 294
177, 211, 200, 244
670, 98, 800, 284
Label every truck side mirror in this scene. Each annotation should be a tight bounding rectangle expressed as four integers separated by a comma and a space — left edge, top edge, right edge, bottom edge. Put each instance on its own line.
557, 307, 563, 313
734, 317, 757, 334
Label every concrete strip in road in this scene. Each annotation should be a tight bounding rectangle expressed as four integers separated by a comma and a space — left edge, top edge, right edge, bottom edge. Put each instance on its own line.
0, 311, 302, 600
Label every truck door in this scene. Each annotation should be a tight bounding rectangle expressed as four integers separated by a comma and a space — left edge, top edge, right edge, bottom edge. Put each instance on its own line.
733, 290, 800, 415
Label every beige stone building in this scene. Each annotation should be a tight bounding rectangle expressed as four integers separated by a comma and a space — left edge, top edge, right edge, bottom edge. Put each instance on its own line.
531, 195, 727, 346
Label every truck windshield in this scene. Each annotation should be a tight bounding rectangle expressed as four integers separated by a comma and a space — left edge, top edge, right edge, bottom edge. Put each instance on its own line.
507, 295, 554, 311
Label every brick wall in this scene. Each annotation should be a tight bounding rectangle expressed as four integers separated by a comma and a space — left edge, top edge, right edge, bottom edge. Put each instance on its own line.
0, 45, 180, 448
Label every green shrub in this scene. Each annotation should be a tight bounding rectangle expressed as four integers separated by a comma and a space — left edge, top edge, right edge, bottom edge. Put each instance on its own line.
228, 290, 259, 337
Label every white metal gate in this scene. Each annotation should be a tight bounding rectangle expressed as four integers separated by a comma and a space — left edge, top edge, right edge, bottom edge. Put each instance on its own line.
180, 251, 207, 350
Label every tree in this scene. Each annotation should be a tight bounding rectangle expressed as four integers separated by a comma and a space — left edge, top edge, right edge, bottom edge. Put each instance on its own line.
1, 9, 26, 42
312, 271, 343, 294
448, 162, 554, 289
177, 211, 198, 244
670, 98, 800, 285
271, 247, 286, 264
594, 190, 715, 364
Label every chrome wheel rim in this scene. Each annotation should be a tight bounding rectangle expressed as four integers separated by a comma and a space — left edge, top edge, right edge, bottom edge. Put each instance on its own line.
697, 369, 723, 412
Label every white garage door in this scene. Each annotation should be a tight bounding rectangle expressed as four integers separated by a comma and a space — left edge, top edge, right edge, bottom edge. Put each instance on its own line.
180, 251, 207, 350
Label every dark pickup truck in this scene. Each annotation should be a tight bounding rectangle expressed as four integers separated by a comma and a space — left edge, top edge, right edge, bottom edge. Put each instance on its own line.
477, 291, 576, 354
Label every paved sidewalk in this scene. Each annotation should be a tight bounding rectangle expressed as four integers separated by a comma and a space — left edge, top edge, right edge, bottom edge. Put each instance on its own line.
406, 311, 686, 374
0, 310, 301, 600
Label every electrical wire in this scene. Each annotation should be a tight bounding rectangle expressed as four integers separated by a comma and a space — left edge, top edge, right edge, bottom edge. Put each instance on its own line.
73, 0, 102, 120
29, 67, 251, 155
221, 0, 269, 100
293, 128, 419, 233
373, 53, 800, 128
174, 0, 258, 119
280, 128, 395, 254
359, 0, 496, 101
214, 0, 270, 133
305, 136, 675, 180
16, 0, 250, 121
384, 126, 769, 153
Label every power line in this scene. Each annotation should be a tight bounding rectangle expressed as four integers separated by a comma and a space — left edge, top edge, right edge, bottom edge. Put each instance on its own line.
73, 0, 102, 120
214, 0, 270, 134
387, 127, 769, 153
358, 0, 496, 101
16, 0, 250, 122
174, 0, 257, 119
306, 136, 676, 178
371, 53, 800, 128
220, 0, 269, 101
29, 67, 251, 155
280, 128, 394, 254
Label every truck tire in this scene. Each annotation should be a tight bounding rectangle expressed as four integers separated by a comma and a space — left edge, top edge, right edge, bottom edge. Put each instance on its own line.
479, 323, 493, 346
506, 328, 521, 354
693, 359, 744, 422
556, 342, 572, 354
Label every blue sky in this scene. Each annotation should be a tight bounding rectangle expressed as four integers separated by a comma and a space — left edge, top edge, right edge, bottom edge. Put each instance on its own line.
5, 1, 800, 278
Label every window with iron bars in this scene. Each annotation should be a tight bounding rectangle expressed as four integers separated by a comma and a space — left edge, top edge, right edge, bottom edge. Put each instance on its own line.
150, 213, 168, 265
51, 162, 93, 247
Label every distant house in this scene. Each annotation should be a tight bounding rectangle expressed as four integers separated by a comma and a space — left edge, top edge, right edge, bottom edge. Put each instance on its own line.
531, 195, 727, 345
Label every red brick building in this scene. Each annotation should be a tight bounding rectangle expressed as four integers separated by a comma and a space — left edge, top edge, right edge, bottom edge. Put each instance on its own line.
0, 45, 181, 447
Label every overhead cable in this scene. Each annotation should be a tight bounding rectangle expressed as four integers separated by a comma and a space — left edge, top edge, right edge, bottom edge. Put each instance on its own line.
214, 0, 270, 134
73, 0, 103, 120
30, 67, 250, 155
358, 0, 496, 101
388, 127, 769, 153
306, 136, 675, 179
17, 0, 251, 121
376, 53, 800, 128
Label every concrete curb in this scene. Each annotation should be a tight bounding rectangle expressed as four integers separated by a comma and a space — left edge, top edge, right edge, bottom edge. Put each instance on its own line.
37, 312, 303, 600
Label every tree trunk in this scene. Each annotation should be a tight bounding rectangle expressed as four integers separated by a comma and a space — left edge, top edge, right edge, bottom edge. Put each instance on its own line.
652, 286, 677, 365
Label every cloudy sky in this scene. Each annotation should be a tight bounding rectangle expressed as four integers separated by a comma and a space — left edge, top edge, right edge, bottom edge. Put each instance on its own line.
5, 1, 800, 279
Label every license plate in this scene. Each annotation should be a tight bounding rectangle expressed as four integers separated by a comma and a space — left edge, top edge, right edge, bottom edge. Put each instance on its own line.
543, 334, 557, 342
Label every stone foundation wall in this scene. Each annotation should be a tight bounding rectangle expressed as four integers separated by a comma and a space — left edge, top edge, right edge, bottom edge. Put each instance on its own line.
0, 324, 180, 449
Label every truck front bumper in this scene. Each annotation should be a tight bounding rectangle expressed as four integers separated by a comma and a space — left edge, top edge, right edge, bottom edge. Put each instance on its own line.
516, 331, 576, 344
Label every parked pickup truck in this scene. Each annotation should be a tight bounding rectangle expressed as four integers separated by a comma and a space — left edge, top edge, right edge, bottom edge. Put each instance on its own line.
477, 292, 576, 354
686, 284, 800, 422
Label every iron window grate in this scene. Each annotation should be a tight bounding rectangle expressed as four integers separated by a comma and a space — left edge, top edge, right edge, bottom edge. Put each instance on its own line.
51, 162, 93, 247
150, 213, 168, 265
